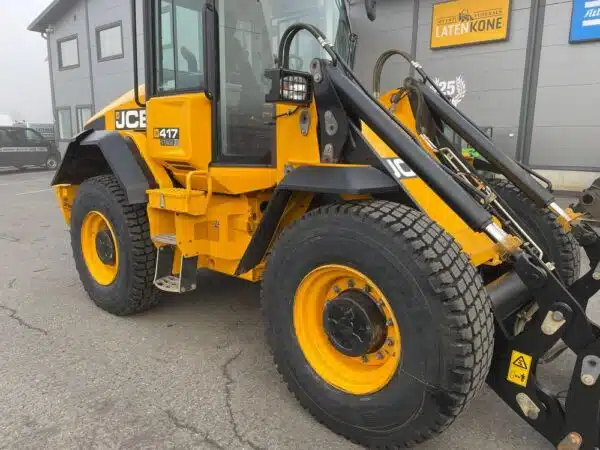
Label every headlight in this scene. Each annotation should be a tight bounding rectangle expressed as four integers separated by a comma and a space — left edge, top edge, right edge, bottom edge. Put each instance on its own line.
265, 68, 313, 106
281, 76, 309, 102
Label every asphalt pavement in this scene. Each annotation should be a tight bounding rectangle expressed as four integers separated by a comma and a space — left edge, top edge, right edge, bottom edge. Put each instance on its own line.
0, 168, 595, 449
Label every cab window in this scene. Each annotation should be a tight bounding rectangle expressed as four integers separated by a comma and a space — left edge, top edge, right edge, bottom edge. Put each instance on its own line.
157, 0, 204, 93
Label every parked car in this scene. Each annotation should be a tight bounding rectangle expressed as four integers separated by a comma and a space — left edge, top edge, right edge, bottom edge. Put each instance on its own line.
0, 126, 61, 170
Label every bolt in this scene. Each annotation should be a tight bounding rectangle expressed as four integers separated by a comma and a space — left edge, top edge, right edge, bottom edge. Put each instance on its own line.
376, 352, 384, 360
386, 319, 393, 327
378, 301, 385, 308
333, 285, 341, 294
582, 374, 595, 386
527, 409, 539, 420
190, 284, 196, 290
181, 287, 186, 293
552, 311, 565, 322
568, 432, 582, 445
594, 272, 600, 281
361, 355, 369, 363
313, 73, 322, 83
386, 338, 394, 346
363, 284, 371, 293
348, 279, 355, 288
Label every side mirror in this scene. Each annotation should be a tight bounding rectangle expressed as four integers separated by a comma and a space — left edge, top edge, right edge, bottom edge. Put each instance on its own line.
365, 0, 376, 21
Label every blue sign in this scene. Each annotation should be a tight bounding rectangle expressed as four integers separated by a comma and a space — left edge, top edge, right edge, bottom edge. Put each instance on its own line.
570, 0, 600, 43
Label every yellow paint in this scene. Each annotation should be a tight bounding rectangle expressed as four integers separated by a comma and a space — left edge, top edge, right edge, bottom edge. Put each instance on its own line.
80, 211, 119, 286
145, 93, 213, 173
293, 265, 402, 395
431, 0, 511, 49
507, 350, 532, 387
371, 90, 500, 266
54, 184, 78, 225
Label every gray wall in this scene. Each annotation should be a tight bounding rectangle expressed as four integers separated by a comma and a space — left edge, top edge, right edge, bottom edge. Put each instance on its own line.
349, 0, 415, 92
47, 0, 144, 152
352, 0, 531, 159
415, 0, 531, 159
530, 0, 600, 170
48, 0, 92, 152
87, 0, 144, 110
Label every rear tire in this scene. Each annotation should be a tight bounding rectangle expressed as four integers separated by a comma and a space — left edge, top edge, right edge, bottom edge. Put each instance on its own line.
489, 179, 580, 285
261, 201, 494, 448
70, 174, 161, 316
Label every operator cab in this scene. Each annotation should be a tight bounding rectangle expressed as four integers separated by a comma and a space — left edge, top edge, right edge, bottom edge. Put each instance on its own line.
142, 0, 363, 171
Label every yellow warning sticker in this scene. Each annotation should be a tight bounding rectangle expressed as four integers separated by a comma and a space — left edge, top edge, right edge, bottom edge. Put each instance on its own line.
507, 350, 532, 387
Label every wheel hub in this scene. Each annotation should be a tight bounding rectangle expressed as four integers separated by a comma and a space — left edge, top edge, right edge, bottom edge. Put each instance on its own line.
323, 290, 387, 357
95, 230, 116, 265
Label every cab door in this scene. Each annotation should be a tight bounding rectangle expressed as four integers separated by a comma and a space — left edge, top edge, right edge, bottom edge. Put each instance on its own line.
145, 0, 213, 171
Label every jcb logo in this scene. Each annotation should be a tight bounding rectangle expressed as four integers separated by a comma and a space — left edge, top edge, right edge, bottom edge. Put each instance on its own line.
385, 158, 417, 179
115, 109, 146, 130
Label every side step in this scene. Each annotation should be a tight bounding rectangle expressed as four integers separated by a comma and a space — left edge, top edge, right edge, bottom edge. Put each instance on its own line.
153, 245, 198, 293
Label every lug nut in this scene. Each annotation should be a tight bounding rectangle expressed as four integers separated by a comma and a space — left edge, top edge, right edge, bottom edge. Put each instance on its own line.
333, 285, 341, 294
386, 319, 393, 327
348, 279, 355, 288
363, 284, 371, 293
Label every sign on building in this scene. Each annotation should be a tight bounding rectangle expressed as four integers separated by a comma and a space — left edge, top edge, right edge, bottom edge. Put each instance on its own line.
570, 0, 600, 43
430, 0, 511, 49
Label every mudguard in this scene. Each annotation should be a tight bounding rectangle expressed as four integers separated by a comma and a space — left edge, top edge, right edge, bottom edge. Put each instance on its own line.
235, 165, 405, 275
51, 129, 156, 204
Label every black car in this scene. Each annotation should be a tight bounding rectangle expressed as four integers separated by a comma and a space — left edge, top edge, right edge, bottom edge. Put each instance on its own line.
0, 126, 61, 170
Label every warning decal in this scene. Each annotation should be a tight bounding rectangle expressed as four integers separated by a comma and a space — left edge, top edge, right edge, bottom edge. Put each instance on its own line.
507, 350, 532, 387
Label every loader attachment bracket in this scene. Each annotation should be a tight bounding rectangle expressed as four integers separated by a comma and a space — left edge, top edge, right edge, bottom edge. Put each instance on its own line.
488, 226, 600, 449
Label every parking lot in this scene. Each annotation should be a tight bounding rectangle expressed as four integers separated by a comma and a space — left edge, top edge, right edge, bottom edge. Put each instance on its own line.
1, 168, 597, 449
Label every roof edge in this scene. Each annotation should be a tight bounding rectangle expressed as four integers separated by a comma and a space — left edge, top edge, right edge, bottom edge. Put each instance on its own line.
28, 0, 68, 33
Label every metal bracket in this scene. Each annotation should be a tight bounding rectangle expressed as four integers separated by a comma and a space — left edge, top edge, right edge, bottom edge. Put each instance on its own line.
581, 355, 600, 386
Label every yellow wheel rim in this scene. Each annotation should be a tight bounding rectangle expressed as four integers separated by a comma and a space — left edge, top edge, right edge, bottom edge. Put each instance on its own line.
80, 211, 119, 286
293, 265, 402, 395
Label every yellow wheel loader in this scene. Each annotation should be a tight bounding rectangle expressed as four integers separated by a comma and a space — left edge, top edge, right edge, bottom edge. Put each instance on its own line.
51, 1, 600, 448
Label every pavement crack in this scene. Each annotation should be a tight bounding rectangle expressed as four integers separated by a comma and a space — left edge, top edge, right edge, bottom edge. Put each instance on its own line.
8, 278, 16, 288
0, 304, 48, 335
164, 410, 224, 450
0, 233, 20, 243
223, 351, 265, 450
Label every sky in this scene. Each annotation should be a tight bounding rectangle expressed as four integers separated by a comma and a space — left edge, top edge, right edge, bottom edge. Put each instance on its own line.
0, 1, 54, 123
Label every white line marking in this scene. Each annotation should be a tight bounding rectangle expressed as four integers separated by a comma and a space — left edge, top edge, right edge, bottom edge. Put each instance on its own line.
0, 177, 52, 187
15, 188, 52, 196
583, 18, 600, 26
585, 1, 600, 9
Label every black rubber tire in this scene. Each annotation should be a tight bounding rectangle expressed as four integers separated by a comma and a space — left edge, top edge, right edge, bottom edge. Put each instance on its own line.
45, 153, 60, 170
70, 174, 161, 316
261, 200, 494, 448
489, 179, 581, 285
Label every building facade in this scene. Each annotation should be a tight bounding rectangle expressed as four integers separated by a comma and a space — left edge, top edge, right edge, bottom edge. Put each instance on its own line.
29, 0, 600, 191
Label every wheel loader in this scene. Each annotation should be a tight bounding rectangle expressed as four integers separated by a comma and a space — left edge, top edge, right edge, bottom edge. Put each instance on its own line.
51, 0, 600, 448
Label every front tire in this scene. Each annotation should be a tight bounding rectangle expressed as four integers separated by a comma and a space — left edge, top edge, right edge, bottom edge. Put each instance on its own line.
261, 201, 494, 448
70, 175, 161, 316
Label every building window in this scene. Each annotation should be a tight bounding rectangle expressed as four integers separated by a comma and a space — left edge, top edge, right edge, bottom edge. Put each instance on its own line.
96, 22, 124, 61
75, 106, 93, 132
57, 108, 72, 140
58, 35, 79, 70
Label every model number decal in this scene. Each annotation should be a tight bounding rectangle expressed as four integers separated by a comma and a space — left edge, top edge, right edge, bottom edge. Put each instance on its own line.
385, 158, 417, 179
153, 128, 180, 147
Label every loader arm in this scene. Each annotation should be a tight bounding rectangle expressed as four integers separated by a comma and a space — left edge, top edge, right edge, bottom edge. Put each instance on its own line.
267, 23, 600, 449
